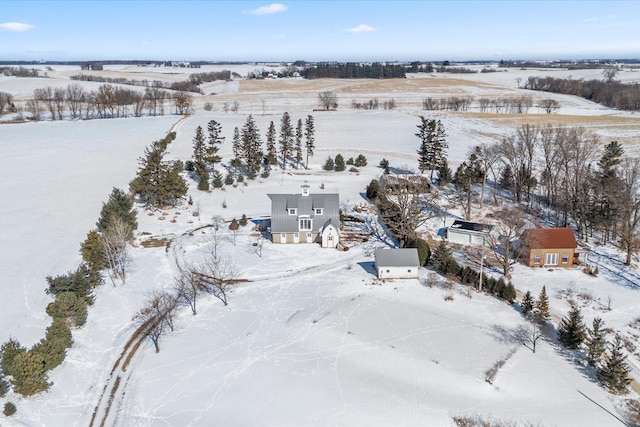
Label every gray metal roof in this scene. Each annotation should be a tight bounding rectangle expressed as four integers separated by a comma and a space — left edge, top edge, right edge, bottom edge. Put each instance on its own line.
375, 248, 420, 267
268, 192, 340, 233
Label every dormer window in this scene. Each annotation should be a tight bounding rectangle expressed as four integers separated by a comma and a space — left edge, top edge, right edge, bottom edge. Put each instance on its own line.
314, 208, 323, 215
288, 208, 297, 215
301, 185, 310, 197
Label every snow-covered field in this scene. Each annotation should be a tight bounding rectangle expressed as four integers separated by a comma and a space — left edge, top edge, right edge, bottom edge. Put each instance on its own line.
1, 64, 640, 426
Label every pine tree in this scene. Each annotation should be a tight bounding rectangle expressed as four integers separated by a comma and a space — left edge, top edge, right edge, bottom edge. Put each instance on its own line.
557, 303, 586, 349
196, 162, 210, 191
597, 335, 632, 394
295, 118, 303, 169
521, 290, 534, 316
437, 158, 452, 185
416, 116, 448, 180
130, 143, 188, 207
81, 230, 106, 272
586, 317, 607, 366
46, 291, 88, 327
279, 112, 294, 170
224, 173, 234, 186
32, 318, 73, 371
241, 115, 263, 175
192, 125, 207, 165
430, 241, 453, 272
499, 164, 514, 191
46, 264, 99, 305
11, 351, 49, 396
379, 158, 390, 174
212, 170, 223, 188
354, 154, 368, 167
206, 120, 224, 169
96, 188, 137, 238
323, 157, 334, 171
533, 286, 550, 322
502, 282, 517, 302
231, 126, 241, 166
1, 338, 26, 377
334, 154, 346, 171
304, 114, 315, 169
265, 121, 278, 167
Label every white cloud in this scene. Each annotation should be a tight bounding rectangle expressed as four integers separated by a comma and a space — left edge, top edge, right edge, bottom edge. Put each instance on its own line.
246, 3, 287, 15
0, 22, 35, 32
347, 24, 376, 34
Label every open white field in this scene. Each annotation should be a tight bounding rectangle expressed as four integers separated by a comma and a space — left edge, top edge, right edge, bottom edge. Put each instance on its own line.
1, 64, 640, 426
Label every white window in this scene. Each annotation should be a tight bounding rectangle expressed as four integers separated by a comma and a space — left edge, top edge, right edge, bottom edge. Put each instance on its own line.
294, 232, 299, 238
534, 253, 541, 264
288, 208, 297, 215
562, 253, 569, 264
307, 233, 312, 239
281, 233, 286, 238
299, 218, 312, 230
314, 208, 323, 215
544, 253, 559, 266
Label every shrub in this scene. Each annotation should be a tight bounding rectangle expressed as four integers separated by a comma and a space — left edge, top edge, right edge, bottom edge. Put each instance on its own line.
346, 157, 354, 165
3, 402, 16, 417
10, 351, 49, 396
323, 157, 334, 171
1, 338, 26, 377
237, 174, 245, 183
405, 237, 431, 266
46, 292, 88, 327
203, 102, 213, 111
212, 171, 223, 188
0, 377, 7, 397
185, 160, 195, 172
354, 154, 368, 167
224, 174, 235, 185
366, 179, 381, 200
239, 214, 248, 227
378, 158, 390, 174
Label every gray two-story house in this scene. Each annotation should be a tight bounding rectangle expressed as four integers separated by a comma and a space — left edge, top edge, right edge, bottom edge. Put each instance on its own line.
268, 185, 340, 248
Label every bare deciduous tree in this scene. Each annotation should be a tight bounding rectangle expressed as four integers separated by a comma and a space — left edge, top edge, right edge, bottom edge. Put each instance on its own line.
318, 91, 338, 110
488, 208, 525, 279
134, 289, 178, 353
193, 253, 238, 306
539, 98, 560, 114
173, 91, 193, 115
101, 216, 133, 285
617, 158, 640, 265
516, 315, 543, 353
65, 83, 84, 119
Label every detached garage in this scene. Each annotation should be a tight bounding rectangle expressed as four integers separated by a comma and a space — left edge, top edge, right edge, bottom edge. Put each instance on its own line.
374, 248, 420, 279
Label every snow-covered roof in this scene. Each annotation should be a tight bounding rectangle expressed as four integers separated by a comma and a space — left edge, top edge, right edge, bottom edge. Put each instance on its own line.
374, 248, 420, 267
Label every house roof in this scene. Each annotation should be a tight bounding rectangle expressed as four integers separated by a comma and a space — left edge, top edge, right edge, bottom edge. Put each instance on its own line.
521, 228, 577, 249
268, 192, 339, 233
375, 248, 420, 267
450, 220, 495, 233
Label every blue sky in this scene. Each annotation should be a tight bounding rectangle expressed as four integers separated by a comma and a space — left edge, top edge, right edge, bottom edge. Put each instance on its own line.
1, 1, 639, 61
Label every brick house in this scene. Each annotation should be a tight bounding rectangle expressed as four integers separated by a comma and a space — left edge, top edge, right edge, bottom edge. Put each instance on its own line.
520, 228, 578, 267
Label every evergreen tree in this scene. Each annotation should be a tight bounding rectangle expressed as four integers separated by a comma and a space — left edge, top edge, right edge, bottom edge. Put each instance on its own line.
597, 335, 632, 394
31, 318, 73, 371
430, 241, 453, 272
304, 114, 315, 169
130, 142, 188, 207
196, 162, 210, 191
231, 126, 241, 166
81, 230, 106, 272
405, 237, 431, 266
416, 116, 448, 180
46, 263, 100, 305
241, 115, 263, 175
334, 154, 346, 171
354, 154, 368, 167
10, 351, 49, 396
46, 291, 88, 327
3, 402, 16, 417
295, 118, 304, 169
502, 282, 517, 302
192, 125, 207, 165
534, 286, 550, 322
323, 157, 334, 171
0, 376, 7, 398
379, 158, 390, 174
366, 179, 381, 200
1, 338, 26, 378
212, 170, 223, 188
521, 290, 534, 316
224, 173, 234, 186
96, 188, 137, 238
557, 304, 586, 349
279, 112, 294, 170
265, 121, 278, 167
586, 317, 607, 366
206, 119, 224, 169
239, 214, 248, 226
437, 158, 452, 185
499, 164, 514, 191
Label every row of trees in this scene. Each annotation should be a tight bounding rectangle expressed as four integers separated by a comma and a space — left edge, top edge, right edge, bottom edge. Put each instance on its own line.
351, 98, 397, 110
422, 95, 558, 114
524, 75, 640, 111
303, 63, 406, 79
12, 84, 193, 121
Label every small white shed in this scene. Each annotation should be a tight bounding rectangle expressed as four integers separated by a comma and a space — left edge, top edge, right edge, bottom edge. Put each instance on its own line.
374, 248, 420, 279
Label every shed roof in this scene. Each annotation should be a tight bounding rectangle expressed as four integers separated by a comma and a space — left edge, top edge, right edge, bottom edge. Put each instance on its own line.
450, 220, 495, 233
521, 228, 577, 249
375, 248, 420, 267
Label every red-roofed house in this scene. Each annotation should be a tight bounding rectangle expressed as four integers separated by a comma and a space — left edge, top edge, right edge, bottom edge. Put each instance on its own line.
520, 228, 578, 267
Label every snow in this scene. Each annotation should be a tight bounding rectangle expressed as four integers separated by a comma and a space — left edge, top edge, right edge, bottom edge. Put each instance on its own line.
0, 64, 639, 426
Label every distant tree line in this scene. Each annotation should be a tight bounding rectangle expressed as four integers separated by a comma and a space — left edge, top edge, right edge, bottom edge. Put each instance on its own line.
498, 60, 610, 70
0, 66, 41, 77
12, 84, 193, 121
524, 75, 640, 110
303, 63, 406, 79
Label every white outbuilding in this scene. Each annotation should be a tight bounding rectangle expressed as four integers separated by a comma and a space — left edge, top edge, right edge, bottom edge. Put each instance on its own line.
447, 220, 498, 247
374, 248, 420, 279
